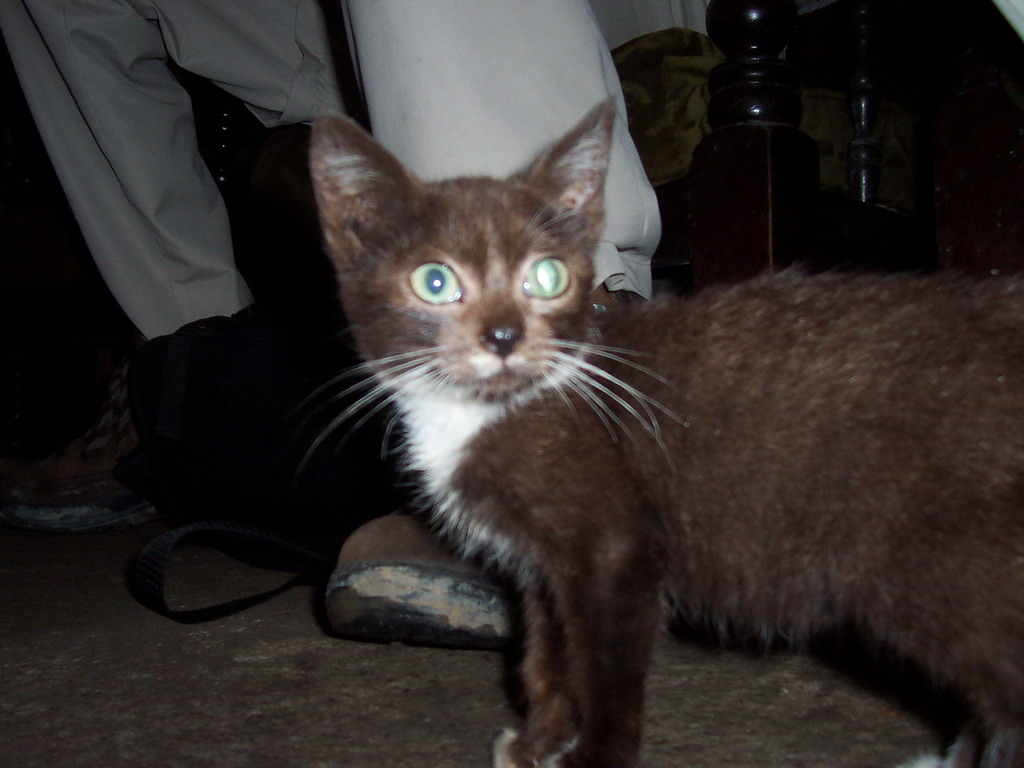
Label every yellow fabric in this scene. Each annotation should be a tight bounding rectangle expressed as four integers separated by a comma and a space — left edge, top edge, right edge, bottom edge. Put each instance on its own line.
613, 27, 919, 212
613, 27, 720, 188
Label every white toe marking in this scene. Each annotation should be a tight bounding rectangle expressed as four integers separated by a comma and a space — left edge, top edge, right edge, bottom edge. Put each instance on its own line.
492, 728, 519, 768
893, 754, 944, 768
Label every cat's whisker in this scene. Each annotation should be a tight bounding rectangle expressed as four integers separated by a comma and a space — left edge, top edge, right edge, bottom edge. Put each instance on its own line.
309, 323, 356, 356
540, 369, 583, 430
549, 357, 638, 445
296, 373, 375, 432
584, 363, 662, 432
311, 324, 424, 377
369, 348, 448, 377
558, 373, 623, 445
286, 364, 376, 473
553, 352, 664, 437
293, 350, 439, 443
329, 387, 406, 459
294, 362, 373, 418
415, 364, 460, 403
554, 354, 676, 468
298, 358, 438, 475
567, 353, 683, 426
555, 338, 683, 430
533, 206, 578, 237
299, 348, 434, 416
577, 369, 660, 442
525, 207, 548, 236
380, 409, 403, 461
558, 340, 673, 388
298, 380, 393, 475
557, 338, 651, 359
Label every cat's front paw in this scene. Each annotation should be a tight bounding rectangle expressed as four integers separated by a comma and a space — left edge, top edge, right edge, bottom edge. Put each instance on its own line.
893, 755, 944, 768
492, 728, 577, 768
492, 729, 521, 768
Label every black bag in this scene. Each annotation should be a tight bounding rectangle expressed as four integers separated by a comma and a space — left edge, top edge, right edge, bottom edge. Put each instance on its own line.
120, 308, 401, 537
121, 308, 403, 622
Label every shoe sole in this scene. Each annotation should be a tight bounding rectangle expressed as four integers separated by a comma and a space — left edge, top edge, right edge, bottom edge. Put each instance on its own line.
0, 496, 157, 533
325, 561, 511, 650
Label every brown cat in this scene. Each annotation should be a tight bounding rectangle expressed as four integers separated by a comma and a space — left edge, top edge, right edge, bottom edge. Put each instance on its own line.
309, 102, 1024, 768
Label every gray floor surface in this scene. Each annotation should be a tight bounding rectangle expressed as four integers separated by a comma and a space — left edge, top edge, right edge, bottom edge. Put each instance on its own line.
1, 522, 949, 768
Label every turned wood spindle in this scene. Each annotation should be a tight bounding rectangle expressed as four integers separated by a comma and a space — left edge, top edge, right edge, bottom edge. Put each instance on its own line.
705, 0, 802, 130
688, 0, 820, 289
847, 0, 882, 205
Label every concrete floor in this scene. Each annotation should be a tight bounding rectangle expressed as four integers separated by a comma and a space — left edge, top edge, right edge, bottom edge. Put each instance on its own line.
1, 521, 950, 768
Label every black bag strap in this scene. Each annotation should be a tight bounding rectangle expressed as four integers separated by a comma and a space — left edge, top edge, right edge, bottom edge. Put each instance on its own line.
130, 521, 338, 624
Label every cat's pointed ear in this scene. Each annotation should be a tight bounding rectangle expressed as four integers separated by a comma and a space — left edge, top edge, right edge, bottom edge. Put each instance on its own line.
309, 114, 420, 263
524, 99, 616, 223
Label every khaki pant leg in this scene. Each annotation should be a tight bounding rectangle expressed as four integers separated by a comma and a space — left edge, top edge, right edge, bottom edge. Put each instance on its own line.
2, 0, 340, 338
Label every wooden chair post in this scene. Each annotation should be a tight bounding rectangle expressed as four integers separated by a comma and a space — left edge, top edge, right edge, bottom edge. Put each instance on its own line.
687, 0, 819, 289
934, 49, 1024, 275
847, 0, 882, 205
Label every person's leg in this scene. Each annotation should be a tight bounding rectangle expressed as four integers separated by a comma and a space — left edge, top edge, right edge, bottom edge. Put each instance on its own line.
2, 0, 341, 340
343, 0, 661, 297
3, 0, 245, 340
129, 0, 343, 131
991, 0, 1024, 40
0, 0, 343, 530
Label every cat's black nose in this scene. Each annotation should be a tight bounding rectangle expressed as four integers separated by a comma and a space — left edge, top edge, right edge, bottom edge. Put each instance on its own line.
482, 326, 523, 358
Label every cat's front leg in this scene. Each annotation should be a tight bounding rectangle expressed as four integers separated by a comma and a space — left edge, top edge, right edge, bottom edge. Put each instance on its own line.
494, 581, 578, 768
557, 556, 663, 768
515, 531, 665, 768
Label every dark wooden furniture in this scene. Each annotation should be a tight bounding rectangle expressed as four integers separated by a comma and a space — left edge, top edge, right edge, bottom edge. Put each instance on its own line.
685, 0, 1024, 289
934, 48, 1024, 275
687, 0, 819, 288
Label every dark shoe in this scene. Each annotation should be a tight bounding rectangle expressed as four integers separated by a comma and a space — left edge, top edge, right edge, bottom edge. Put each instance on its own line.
326, 514, 511, 650
0, 358, 156, 532
0, 491, 156, 533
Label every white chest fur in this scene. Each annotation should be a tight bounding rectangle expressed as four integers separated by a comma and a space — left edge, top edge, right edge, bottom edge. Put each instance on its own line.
396, 390, 503, 497
395, 389, 526, 572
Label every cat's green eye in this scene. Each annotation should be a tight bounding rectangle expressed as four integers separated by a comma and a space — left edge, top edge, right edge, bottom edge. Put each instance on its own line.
410, 263, 462, 304
524, 258, 570, 299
